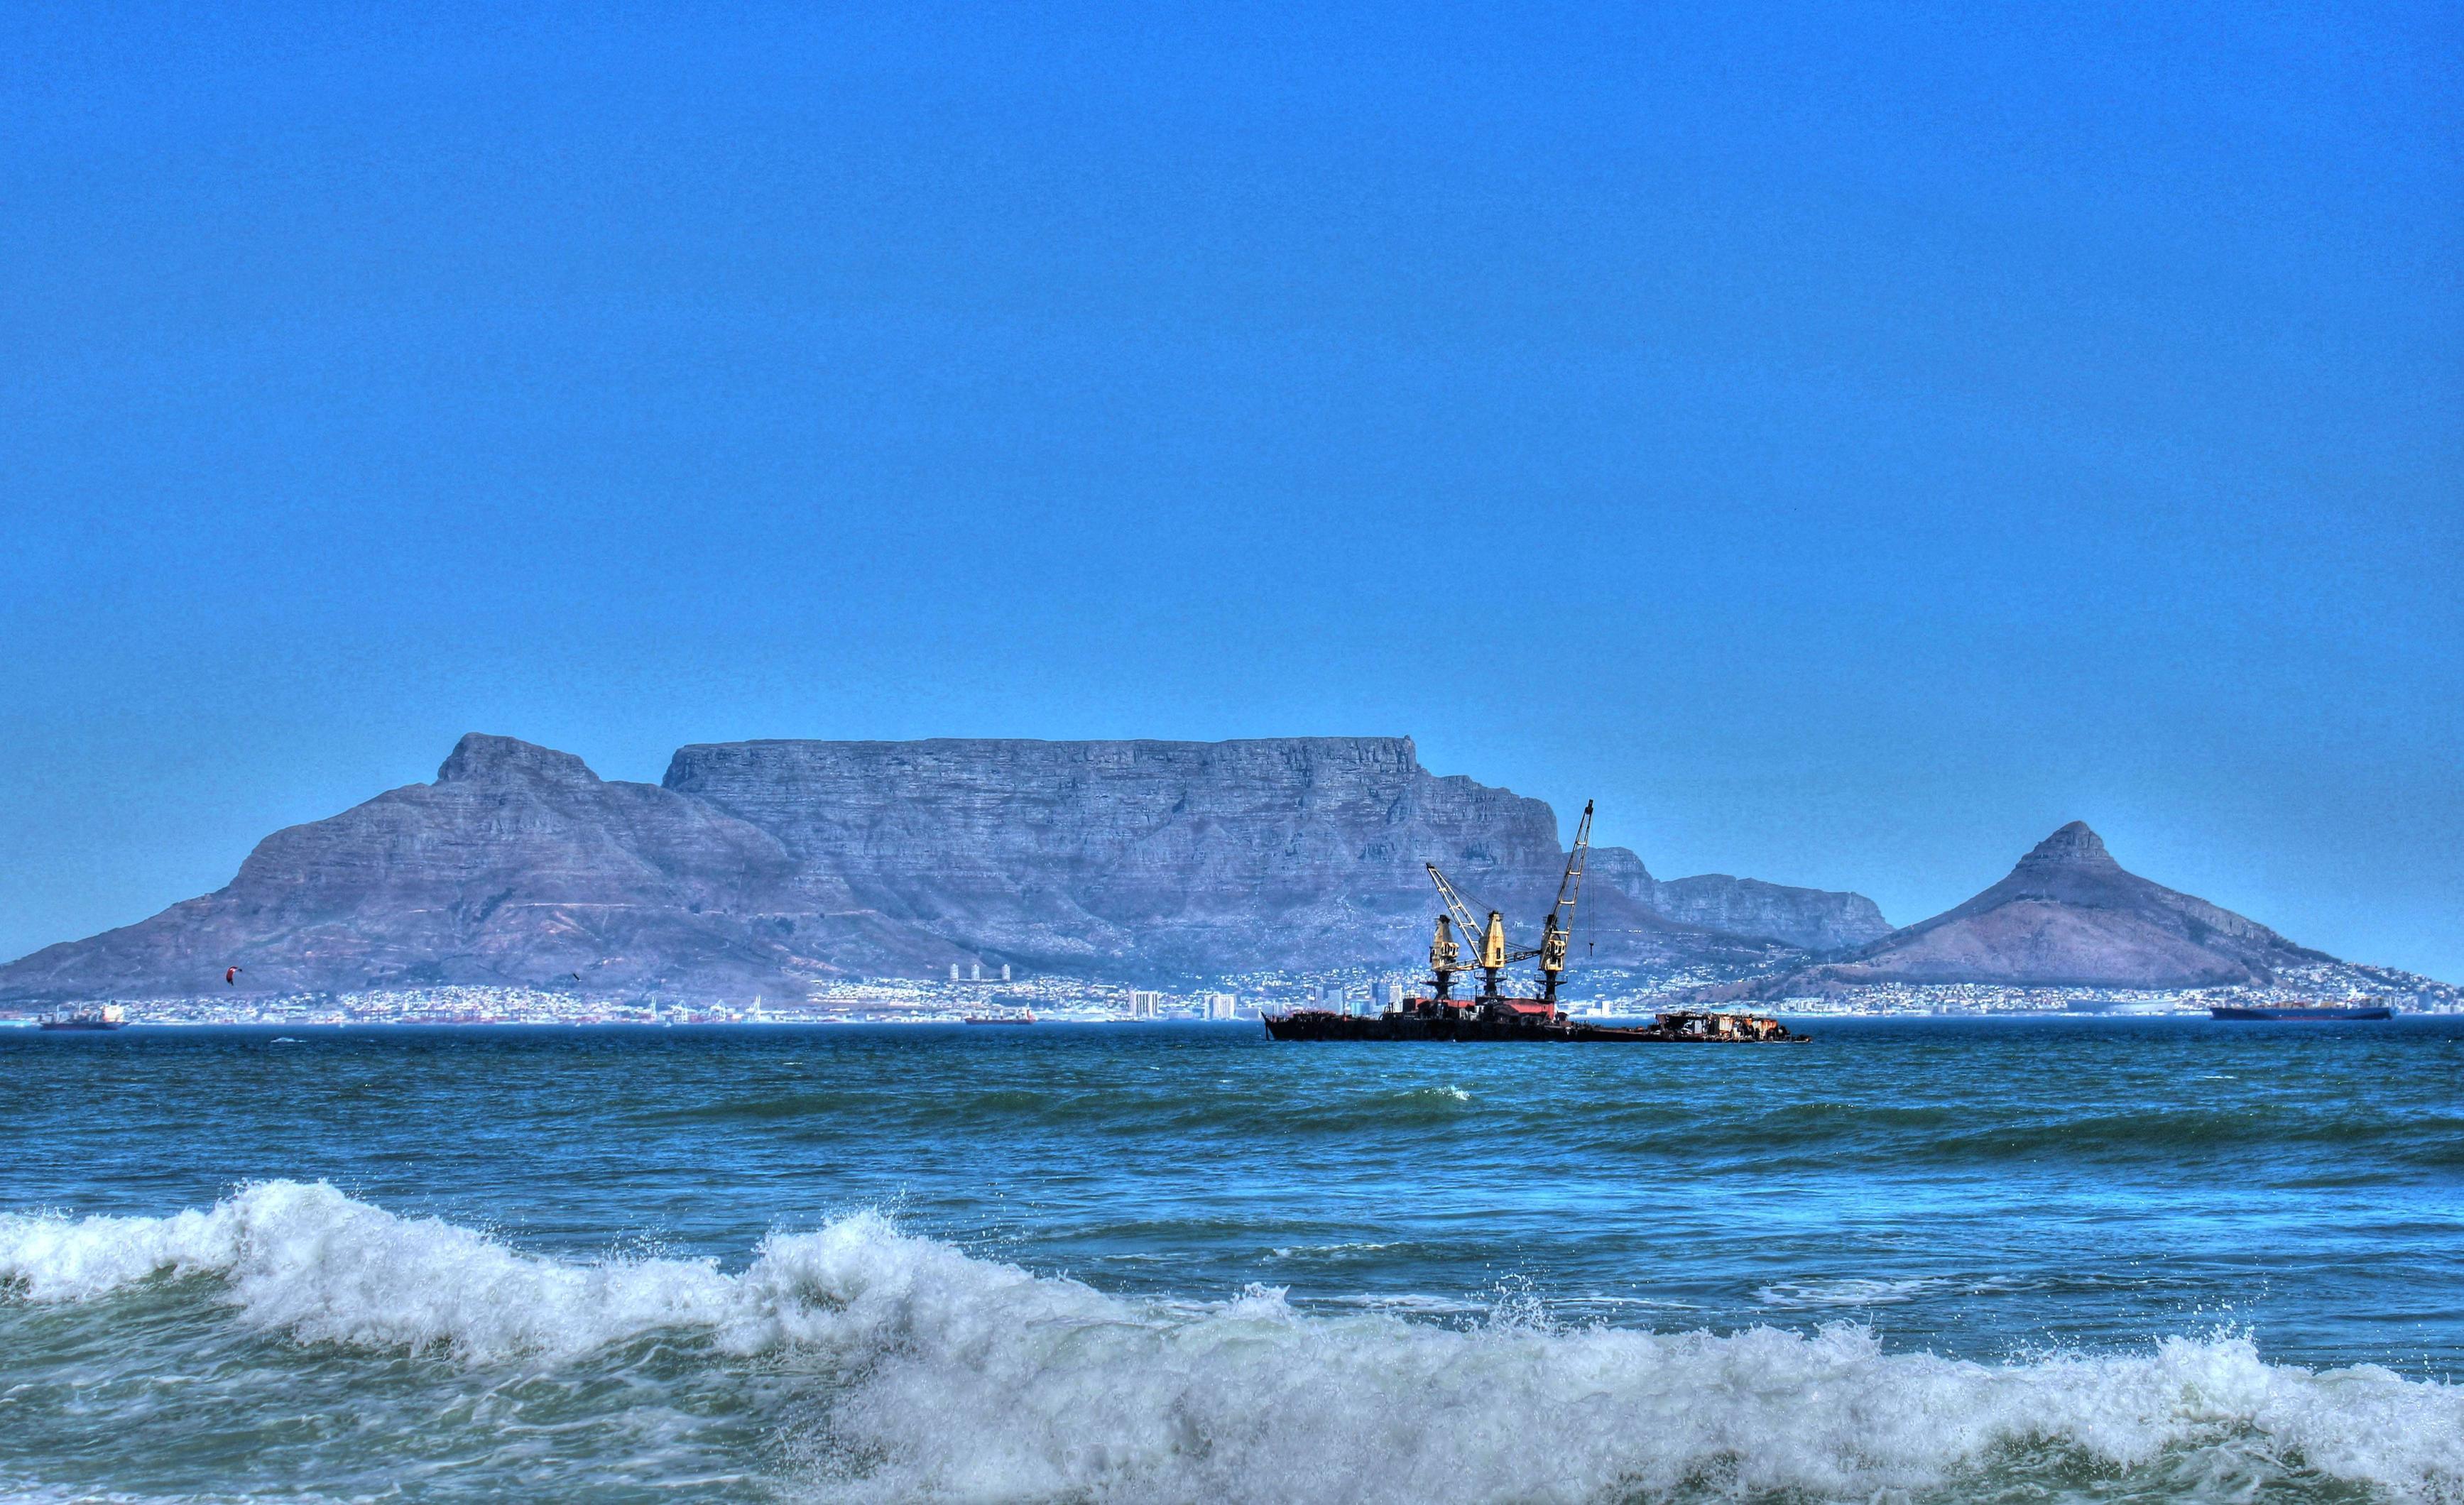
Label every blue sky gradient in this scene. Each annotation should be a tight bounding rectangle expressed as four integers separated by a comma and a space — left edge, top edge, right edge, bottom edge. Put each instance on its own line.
4, 3, 2458, 976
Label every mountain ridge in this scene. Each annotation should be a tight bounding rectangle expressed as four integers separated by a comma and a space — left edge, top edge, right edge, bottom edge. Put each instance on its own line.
0, 732, 1890, 1000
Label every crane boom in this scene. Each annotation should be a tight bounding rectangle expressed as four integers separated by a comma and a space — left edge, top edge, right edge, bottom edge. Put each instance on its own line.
1536, 800, 1594, 1005
1551, 801, 1595, 921
1427, 863, 1512, 997
1424, 863, 1486, 943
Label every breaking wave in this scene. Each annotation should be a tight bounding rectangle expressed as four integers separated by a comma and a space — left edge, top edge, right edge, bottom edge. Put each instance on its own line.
4, 1181, 2460, 1503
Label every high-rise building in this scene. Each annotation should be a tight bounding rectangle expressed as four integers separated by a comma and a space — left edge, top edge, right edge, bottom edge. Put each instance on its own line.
1125, 990, 1162, 1019
1380, 981, 1405, 1009
1205, 993, 1238, 1019
1001, 963, 1012, 982
969, 961, 982, 982
949, 963, 960, 983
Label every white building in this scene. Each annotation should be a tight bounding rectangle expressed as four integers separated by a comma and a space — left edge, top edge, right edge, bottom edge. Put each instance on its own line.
1125, 990, 1162, 1019
1205, 993, 1238, 1019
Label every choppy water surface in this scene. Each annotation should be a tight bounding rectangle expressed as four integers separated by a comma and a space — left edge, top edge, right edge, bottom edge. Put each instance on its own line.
2, 1017, 2458, 1502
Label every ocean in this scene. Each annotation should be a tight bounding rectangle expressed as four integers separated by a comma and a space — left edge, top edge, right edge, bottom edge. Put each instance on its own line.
1, 1017, 2458, 1502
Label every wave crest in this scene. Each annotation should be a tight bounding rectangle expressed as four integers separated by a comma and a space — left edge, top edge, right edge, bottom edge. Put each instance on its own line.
5, 1182, 2460, 1502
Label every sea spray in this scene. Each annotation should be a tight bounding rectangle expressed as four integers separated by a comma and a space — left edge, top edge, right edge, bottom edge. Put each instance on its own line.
5, 1183, 2460, 1503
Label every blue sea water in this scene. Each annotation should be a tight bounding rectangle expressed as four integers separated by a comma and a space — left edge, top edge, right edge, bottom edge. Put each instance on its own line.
1, 1017, 2458, 1502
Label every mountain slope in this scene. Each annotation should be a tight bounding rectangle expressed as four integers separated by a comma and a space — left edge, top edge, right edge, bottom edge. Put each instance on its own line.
0, 735, 873, 1000
1584, 845, 1886, 954
1749, 821, 2327, 992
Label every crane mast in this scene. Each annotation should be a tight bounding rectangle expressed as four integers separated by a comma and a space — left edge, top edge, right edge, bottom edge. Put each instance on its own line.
1537, 800, 1593, 1007
1427, 913, 1462, 1000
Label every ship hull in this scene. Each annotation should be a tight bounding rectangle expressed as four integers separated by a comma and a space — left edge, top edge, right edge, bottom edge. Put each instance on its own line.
38, 1019, 127, 1031
2208, 1005, 2393, 1021
1263, 1010, 1805, 1044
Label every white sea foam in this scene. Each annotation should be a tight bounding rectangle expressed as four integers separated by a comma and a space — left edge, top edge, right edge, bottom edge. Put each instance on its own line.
1756, 1274, 1951, 1308
1268, 1239, 1402, 1259
4, 1182, 2460, 1503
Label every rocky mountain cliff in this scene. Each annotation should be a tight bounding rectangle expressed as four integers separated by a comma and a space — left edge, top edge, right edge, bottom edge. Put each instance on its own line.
0, 735, 856, 1000
1732, 821, 2329, 996
0, 733, 1891, 1000
1584, 845, 1889, 957
664, 737, 1891, 974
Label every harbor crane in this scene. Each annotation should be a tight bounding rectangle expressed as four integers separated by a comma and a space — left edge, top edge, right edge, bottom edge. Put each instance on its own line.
1535, 800, 1593, 1006
1272, 799, 1802, 1042
1424, 865, 1503, 1000
1422, 800, 1595, 1006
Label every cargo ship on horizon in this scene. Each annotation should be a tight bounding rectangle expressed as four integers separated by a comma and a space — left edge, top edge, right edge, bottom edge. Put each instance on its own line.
38, 1005, 128, 1031
2208, 1002, 2394, 1021
1265, 802, 1804, 1045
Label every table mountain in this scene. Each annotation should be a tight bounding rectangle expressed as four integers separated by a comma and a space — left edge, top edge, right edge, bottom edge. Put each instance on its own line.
663, 737, 1892, 976
0, 733, 1891, 1000
1735, 821, 2328, 995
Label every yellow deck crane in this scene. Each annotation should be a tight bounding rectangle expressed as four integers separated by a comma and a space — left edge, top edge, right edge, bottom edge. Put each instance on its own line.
1422, 799, 1596, 1007
1424, 865, 1508, 999
1536, 800, 1594, 1008
1426, 912, 1464, 1002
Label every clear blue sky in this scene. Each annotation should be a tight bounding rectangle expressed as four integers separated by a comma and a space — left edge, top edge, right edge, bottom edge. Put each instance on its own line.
4, 3, 2458, 978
